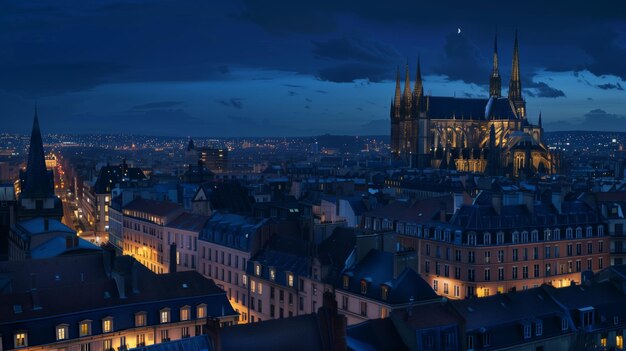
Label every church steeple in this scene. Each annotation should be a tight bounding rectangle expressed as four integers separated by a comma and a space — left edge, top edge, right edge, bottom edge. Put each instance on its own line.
392, 66, 401, 118
538, 112, 543, 128
508, 31, 526, 117
22, 107, 54, 198
414, 56, 423, 99
489, 33, 501, 98
401, 62, 412, 117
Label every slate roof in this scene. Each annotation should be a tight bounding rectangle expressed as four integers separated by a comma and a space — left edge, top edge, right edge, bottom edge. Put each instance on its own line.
93, 163, 146, 194
347, 318, 409, 351
0, 253, 234, 324
15, 218, 75, 236
341, 250, 437, 304
426, 96, 518, 121
248, 235, 311, 287
124, 198, 183, 217
200, 211, 269, 252
218, 313, 324, 351
30, 236, 100, 259
168, 212, 211, 232
317, 227, 357, 283
132, 335, 212, 351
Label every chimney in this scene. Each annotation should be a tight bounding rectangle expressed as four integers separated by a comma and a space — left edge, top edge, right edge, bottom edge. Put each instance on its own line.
551, 191, 562, 214
393, 251, 418, 279
169, 243, 177, 273
522, 191, 534, 214
491, 192, 502, 215
44, 218, 49, 231
318, 292, 347, 351
439, 201, 447, 223
131, 262, 140, 294
206, 318, 222, 351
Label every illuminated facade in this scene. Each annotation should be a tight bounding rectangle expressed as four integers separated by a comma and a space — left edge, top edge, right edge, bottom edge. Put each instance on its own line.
390, 33, 556, 177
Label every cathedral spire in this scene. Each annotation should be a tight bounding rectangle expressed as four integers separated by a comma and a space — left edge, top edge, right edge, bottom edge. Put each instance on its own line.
508, 30, 526, 117
414, 56, 423, 98
394, 66, 401, 107
403, 61, 411, 101
22, 107, 54, 198
489, 33, 501, 98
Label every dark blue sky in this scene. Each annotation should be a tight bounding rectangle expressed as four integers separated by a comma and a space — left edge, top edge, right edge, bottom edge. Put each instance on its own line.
1, 0, 626, 136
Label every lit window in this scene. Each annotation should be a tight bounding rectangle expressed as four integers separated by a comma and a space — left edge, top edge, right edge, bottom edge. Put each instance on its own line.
197, 304, 207, 319
360, 280, 368, 294
251, 280, 256, 293
180, 306, 190, 321
342, 275, 349, 289
160, 309, 170, 323
242, 274, 248, 287
381, 285, 389, 300
135, 312, 146, 327
56, 325, 69, 340
14, 332, 27, 348
79, 321, 92, 336
102, 317, 113, 333
270, 268, 276, 281
255, 264, 261, 276
287, 273, 294, 287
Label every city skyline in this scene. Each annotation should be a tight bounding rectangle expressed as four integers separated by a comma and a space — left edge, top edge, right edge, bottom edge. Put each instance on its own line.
1, 1, 626, 136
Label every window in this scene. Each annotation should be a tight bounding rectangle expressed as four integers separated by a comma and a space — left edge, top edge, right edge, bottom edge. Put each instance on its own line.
513, 248, 518, 261
360, 301, 367, 317
135, 333, 147, 347
242, 274, 248, 287
56, 324, 69, 341
160, 309, 170, 323
79, 321, 92, 336
180, 306, 190, 321
483, 332, 490, 346
104, 339, 113, 350
182, 327, 190, 338
523, 324, 531, 339
433, 280, 438, 291
512, 266, 518, 279
197, 304, 207, 319
536, 321, 543, 336
484, 251, 491, 263
381, 285, 389, 300
161, 329, 169, 342
81, 343, 91, 351
360, 280, 368, 294
466, 335, 474, 350
342, 275, 349, 289
270, 268, 276, 281
454, 285, 460, 297
135, 312, 147, 327
561, 318, 568, 331
287, 273, 294, 287
14, 332, 27, 348
102, 317, 113, 333
580, 307, 594, 328
443, 282, 449, 294
484, 268, 490, 281
255, 264, 261, 276
497, 250, 504, 263
342, 296, 348, 310
498, 267, 504, 281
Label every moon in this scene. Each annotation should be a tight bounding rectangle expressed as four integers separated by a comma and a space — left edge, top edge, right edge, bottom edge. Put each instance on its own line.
457, 28, 461, 34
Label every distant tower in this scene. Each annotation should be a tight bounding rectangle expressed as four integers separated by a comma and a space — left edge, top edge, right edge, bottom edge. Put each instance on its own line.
18, 108, 63, 221
508, 31, 526, 118
184, 137, 197, 166
415, 58, 431, 168
489, 33, 501, 98
390, 67, 402, 158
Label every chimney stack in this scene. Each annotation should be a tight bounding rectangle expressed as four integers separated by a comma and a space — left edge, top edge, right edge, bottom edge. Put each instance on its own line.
169, 243, 177, 273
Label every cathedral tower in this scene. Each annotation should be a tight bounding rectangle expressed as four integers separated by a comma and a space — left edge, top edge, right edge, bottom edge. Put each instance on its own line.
508, 31, 526, 118
489, 33, 501, 98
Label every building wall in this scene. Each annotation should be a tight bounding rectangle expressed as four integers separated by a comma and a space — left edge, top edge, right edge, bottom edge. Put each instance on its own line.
197, 241, 249, 323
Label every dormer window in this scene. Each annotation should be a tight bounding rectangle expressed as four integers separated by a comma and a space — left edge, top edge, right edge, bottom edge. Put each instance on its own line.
360, 280, 368, 294
381, 285, 389, 300
180, 306, 190, 321
102, 317, 114, 333
197, 304, 207, 319
79, 320, 92, 336
535, 321, 543, 336
255, 264, 261, 276
14, 332, 27, 348
561, 318, 568, 331
523, 324, 531, 339
56, 324, 69, 341
160, 308, 170, 324
342, 275, 350, 289
287, 273, 294, 287
270, 268, 276, 281
135, 312, 147, 327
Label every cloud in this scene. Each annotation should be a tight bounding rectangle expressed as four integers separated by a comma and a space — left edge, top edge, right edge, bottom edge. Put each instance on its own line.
545, 108, 626, 132
215, 98, 244, 109
132, 101, 182, 110
317, 63, 391, 83
525, 82, 565, 98
0, 62, 125, 96
432, 33, 489, 85
596, 82, 623, 90
313, 37, 401, 64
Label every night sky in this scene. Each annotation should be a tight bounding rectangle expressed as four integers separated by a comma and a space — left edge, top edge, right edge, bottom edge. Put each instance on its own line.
2, 1, 626, 136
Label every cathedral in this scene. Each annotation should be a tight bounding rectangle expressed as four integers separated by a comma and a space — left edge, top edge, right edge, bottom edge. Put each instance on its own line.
390, 33, 557, 177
